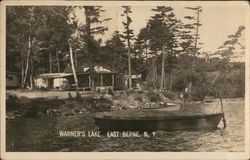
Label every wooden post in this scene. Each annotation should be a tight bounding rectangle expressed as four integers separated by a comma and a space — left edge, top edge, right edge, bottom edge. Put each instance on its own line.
219, 91, 227, 129
88, 76, 91, 87
101, 74, 103, 86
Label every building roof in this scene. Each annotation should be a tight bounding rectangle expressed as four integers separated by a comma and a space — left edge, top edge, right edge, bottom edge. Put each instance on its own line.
38, 73, 73, 78
64, 65, 85, 73
64, 65, 116, 74
124, 74, 142, 79
6, 71, 21, 75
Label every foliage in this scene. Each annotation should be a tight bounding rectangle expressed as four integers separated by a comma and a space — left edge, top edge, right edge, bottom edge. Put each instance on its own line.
101, 31, 127, 73
6, 6, 75, 89
146, 91, 161, 102
120, 6, 134, 89
214, 26, 245, 61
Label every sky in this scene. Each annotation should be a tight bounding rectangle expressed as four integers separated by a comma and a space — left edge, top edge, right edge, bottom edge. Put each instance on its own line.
74, 1, 248, 54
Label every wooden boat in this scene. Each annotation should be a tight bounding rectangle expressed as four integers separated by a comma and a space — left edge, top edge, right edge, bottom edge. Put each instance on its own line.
94, 98, 227, 131
94, 109, 224, 131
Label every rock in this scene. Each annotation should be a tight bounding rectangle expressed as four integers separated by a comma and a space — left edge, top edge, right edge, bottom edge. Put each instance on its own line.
81, 108, 87, 113
53, 109, 62, 116
103, 93, 113, 100
6, 113, 15, 120
72, 107, 81, 114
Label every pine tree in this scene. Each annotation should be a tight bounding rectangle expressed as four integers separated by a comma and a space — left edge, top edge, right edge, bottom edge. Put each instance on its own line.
76, 6, 111, 95
179, 6, 203, 97
147, 6, 180, 90
121, 6, 134, 89
102, 31, 127, 73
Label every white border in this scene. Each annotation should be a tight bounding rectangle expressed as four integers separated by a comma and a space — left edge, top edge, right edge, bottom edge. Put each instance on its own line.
1, 1, 249, 160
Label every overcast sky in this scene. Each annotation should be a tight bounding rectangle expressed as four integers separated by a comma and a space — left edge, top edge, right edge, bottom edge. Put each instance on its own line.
74, 1, 248, 54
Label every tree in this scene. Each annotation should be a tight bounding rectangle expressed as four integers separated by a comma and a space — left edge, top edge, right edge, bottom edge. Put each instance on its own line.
147, 6, 180, 90
121, 6, 134, 89
210, 26, 246, 98
215, 25, 245, 61
75, 6, 110, 95
102, 31, 127, 73
6, 6, 75, 88
6, 7, 36, 88
177, 6, 203, 97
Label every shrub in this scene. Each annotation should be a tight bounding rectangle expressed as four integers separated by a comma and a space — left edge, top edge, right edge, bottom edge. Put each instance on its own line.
6, 93, 20, 111
147, 92, 161, 102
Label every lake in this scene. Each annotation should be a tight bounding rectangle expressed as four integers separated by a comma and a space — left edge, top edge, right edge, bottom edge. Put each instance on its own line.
6, 99, 245, 152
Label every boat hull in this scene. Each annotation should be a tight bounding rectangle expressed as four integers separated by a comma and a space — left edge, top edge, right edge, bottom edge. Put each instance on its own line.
95, 113, 223, 131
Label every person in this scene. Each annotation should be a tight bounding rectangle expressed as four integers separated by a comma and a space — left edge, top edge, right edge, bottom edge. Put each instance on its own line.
183, 87, 190, 103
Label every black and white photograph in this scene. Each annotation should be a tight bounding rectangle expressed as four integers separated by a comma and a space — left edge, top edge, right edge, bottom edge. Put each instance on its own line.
1, 1, 249, 159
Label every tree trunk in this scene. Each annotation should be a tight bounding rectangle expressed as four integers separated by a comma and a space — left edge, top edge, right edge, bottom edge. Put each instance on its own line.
89, 60, 95, 96
165, 72, 167, 90
21, 57, 24, 88
75, 50, 78, 66
68, 40, 79, 92
56, 49, 60, 73
169, 71, 172, 91
22, 36, 31, 88
30, 54, 34, 89
30, 74, 33, 89
154, 56, 158, 89
152, 57, 155, 89
49, 50, 52, 73
189, 9, 201, 98
128, 43, 132, 90
160, 44, 165, 90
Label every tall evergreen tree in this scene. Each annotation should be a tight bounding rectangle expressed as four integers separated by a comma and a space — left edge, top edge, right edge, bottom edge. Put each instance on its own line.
102, 31, 127, 73
147, 6, 180, 90
121, 6, 134, 89
178, 6, 203, 96
215, 25, 245, 61
75, 6, 111, 95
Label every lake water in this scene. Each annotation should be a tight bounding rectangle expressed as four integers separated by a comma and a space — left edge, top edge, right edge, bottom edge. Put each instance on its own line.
6, 99, 245, 152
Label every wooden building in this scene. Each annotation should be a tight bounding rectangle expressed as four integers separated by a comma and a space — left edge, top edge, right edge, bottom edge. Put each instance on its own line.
63, 65, 124, 91
124, 74, 142, 89
6, 71, 21, 89
35, 65, 125, 91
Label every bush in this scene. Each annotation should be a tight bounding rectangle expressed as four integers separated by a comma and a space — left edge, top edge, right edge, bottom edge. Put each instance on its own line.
135, 96, 143, 102
82, 97, 112, 112
147, 92, 161, 102
6, 93, 20, 111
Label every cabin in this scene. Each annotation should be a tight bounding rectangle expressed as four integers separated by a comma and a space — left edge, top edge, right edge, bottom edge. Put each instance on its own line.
34, 73, 70, 90
35, 65, 125, 91
6, 71, 21, 89
63, 65, 125, 91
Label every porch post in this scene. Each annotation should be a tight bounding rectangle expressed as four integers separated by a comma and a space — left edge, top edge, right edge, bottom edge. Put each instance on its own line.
88, 75, 91, 87
101, 74, 103, 86
112, 74, 114, 89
